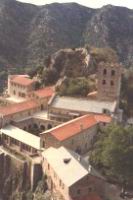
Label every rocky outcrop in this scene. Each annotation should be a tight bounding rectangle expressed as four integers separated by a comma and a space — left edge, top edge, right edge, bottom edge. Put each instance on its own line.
0, 151, 29, 200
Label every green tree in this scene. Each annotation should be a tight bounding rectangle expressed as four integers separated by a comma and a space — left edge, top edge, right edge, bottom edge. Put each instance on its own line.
90, 124, 133, 185
57, 78, 92, 97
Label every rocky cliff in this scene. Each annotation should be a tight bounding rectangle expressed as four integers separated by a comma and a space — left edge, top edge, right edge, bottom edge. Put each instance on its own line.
0, 150, 62, 200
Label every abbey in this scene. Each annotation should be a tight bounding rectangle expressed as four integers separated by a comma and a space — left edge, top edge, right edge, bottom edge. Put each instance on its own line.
0, 61, 123, 200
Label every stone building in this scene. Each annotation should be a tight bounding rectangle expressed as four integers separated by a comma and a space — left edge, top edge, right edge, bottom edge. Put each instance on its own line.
41, 114, 112, 154
1, 125, 41, 155
42, 146, 104, 200
48, 95, 116, 122
30, 86, 55, 109
8, 75, 36, 100
97, 62, 122, 102
0, 100, 41, 128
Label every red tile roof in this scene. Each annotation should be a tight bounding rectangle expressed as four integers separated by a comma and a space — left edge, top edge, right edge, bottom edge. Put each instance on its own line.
48, 115, 98, 141
0, 100, 38, 116
11, 76, 36, 86
94, 114, 112, 123
72, 194, 102, 200
34, 86, 54, 98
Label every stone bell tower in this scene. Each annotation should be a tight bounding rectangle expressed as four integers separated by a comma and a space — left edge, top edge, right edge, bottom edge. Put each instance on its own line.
97, 62, 122, 102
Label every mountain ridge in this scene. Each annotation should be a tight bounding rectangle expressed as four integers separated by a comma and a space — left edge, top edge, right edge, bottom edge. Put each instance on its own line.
0, 0, 133, 71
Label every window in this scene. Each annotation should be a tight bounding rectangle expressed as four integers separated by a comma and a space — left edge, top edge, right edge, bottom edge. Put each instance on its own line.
24, 127, 27, 131
103, 69, 107, 75
62, 183, 64, 189
59, 179, 62, 186
41, 104, 44, 110
48, 163, 50, 170
110, 80, 114, 86
13, 90, 16, 95
88, 187, 92, 193
103, 109, 107, 114
102, 80, 106, 85
43, 141, 45, 148
111, 70, 115, 76
77, 189, 81, 195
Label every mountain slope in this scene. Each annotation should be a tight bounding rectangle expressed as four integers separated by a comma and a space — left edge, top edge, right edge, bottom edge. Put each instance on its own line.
0, 1, 133, 69
0, 0, 38, 68
26, 3, 94, 67
83, 5, 133, 65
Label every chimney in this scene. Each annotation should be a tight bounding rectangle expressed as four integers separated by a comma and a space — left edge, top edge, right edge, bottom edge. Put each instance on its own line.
63, 158, 71, 164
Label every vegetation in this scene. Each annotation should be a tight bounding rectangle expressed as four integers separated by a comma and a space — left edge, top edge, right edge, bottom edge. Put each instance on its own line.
56, 77, 95, 97
90, 124, 133, 186
120, 68, 133, 117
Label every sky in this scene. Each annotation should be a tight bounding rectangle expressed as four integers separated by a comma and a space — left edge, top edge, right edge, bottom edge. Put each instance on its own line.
17, 0, 133, 9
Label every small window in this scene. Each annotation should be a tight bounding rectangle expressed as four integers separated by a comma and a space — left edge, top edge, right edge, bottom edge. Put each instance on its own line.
88, 187, 92, 193
102, 80, 106, 85
62, 183, 64, 189
71, 139, 74, 145
103, 69, 107, 75
43, 141, 45, 148
77, 189, 81, 194
48, 163, 50, 170
103, 109, 107, 114
59, 179, 62, 186
110, 80, 114, 86
111, 70, 115, 76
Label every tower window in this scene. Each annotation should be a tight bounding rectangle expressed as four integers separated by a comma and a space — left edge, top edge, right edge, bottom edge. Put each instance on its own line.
77, 189, 81, 194
102, 80, 106, 85
111, 70, 115, 76
103, 69, 107, 75
110, 80, 114, 86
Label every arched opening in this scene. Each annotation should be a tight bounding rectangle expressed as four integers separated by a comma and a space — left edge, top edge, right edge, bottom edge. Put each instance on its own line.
33, 123, 38, 129
40, 125, 45, 131
47, 124, 52, 130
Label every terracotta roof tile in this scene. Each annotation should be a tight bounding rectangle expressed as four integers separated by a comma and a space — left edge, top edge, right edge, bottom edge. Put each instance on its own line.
34, 86, 54, 98
48, 115, 98, 141
11, 76, 36, 86
0, 100, 38, 116
94, 114, 112, 123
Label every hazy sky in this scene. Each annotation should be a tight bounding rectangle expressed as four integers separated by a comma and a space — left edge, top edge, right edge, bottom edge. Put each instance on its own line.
17, 0, 133, 8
